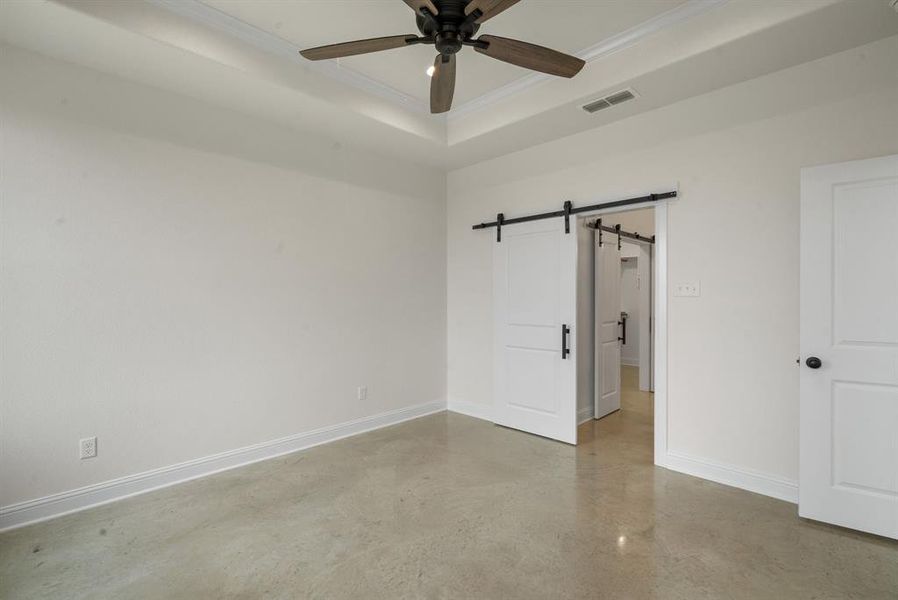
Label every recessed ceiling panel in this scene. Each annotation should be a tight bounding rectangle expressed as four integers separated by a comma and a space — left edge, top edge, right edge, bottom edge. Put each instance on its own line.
200, 0, 687, 105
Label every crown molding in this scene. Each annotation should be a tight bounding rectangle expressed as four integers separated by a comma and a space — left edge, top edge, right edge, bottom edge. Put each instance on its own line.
148, 0, 431, 114
149, 0, 727, 121
448, 0, 729, 120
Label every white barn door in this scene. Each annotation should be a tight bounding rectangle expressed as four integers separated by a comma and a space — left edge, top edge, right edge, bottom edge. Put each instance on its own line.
494, 217, 578, 444
595, 232, 622, 419
800, 154, 898, 539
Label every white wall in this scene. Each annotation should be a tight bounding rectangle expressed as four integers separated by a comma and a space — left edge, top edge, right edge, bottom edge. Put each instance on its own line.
0, 47, 447, 510
447, 36, 898, 492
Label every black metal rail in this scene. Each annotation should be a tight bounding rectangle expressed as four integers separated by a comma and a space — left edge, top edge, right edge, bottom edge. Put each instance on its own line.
591, 220, 655, 245
471, 191, 676, 236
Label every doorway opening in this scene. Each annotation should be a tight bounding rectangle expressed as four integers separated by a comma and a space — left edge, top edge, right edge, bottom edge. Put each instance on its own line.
576, 207, 656, 441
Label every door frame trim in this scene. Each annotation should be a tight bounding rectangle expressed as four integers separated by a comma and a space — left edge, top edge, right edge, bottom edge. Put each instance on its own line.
653, 201, 669, 467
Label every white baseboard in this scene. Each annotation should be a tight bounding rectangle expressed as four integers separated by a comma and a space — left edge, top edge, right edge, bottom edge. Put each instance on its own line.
621, 358, 639, 367
658, 451, 798, 504
447, 397, 493, 422
578, 406, 594, 424
0, 399, 446, 532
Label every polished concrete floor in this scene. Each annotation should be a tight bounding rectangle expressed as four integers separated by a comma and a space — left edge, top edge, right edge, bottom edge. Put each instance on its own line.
2, 367, 896, 599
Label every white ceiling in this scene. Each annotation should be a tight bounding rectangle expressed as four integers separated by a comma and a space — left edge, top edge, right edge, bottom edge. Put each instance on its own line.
200, 0, 686, 106
1, 0, 897, 171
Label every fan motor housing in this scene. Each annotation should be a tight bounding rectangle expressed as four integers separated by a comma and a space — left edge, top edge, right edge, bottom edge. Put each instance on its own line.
416, 0, 480, 48
435, 0, 471, 21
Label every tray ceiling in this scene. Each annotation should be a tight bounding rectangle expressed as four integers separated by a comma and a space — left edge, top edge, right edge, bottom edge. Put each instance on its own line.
199, 0, 688, 107
3, 0, 896, 170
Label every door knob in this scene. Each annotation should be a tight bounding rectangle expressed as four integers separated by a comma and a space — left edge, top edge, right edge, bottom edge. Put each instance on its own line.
805, 356, 822, 369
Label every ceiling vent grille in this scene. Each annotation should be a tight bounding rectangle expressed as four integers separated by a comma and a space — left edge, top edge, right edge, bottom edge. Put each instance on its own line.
582, 88, 637, 114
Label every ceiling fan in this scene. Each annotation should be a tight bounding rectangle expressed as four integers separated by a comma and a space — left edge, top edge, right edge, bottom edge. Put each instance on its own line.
299, 0, 586, 114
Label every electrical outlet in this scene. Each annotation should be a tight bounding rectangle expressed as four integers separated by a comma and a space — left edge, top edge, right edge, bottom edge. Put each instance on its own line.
357, 386, 367, 401
674, 282, 701, 297
79, 437, 97, 460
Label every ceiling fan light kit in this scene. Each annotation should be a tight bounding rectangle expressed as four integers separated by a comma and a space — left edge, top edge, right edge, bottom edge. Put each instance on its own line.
299, 0, 586, 114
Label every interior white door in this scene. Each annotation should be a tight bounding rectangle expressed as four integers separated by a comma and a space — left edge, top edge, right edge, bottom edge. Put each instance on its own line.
595, 231, 622, 419
800, 154, 898, 539
493, 217, 578, 444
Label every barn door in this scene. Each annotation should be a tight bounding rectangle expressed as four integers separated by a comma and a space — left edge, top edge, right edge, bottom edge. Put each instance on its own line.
493, 217, 578, 444
799, 154, 898, 539
595, 230, 622, 419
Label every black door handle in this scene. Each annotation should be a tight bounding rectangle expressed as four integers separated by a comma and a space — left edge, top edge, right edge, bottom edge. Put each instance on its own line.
561, 324, 570, 359
618, 316, 627, 345
805, 356, 822, 369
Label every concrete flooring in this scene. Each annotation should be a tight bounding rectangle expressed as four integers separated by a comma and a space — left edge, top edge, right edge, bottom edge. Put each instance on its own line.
2, 367, 897, 599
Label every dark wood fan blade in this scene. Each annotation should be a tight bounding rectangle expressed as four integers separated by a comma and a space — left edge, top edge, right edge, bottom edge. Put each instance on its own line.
465, 0, 521, 24
300, 35, 418, 61
403, 0, 439, 15
430, 54, 456, 114
475, 35, 585, 78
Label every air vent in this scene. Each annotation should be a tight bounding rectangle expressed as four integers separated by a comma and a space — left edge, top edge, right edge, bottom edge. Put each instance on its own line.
582, 98, 611, 113
605, 89, 635, 105
582, 88, 638, 114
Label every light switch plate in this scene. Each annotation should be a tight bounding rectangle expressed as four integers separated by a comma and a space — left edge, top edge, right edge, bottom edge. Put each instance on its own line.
674, 282, 701, 297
